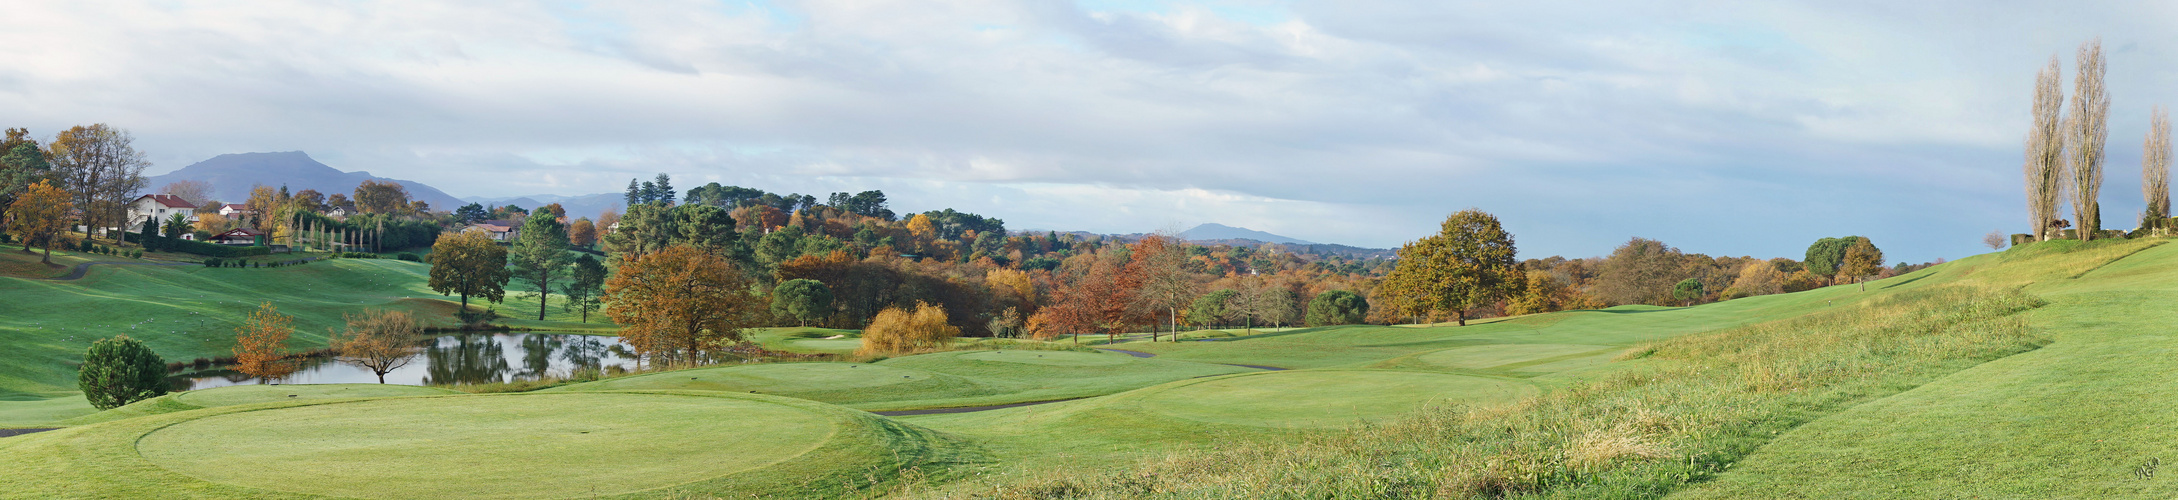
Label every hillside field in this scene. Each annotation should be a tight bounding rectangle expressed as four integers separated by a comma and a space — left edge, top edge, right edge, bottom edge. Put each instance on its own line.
1, 238, 2174, 497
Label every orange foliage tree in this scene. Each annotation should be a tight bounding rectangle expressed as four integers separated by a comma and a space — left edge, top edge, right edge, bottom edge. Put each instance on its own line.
5, 180, 71, 264
604, 245, 763, 366
233, 302, 295, 379
856, 302, 959, 356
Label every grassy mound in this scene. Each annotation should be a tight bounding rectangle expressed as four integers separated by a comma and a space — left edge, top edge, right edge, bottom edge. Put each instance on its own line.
0, 391, 984, 498
1125, 369, 1536, 427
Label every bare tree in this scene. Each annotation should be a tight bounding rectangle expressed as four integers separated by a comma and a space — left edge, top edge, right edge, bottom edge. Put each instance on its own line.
2146, 106, 2171, 235
159, 179, 214, 207
1984, 230, 2008, 250
48, 124, 149, 238
331, 310, 423, 384
2069, 39, 2109, 241
2026, 56, 2068, 241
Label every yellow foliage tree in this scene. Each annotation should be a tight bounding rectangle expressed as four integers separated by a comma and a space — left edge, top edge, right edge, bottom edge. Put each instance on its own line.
233, 302, 294, 379
857, 302, 959, 356
6, 180, 71, 264
604, 245, 762, 367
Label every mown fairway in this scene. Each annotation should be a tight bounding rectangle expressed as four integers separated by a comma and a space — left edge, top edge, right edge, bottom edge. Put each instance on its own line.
8, 238, 2178, 497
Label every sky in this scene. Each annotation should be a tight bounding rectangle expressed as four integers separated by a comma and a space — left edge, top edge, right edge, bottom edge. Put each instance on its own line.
1, 1, 2171, 263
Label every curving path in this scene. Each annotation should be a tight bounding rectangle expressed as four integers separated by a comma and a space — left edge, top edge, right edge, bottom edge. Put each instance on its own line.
1097, 347, 1288, 371
0, 428, 56, 438
869, 397, 1088, 417
43, 261, 196, 281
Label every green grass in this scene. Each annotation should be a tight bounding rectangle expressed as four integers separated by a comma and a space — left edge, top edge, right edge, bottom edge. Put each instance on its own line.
552, 349, 1256, 411
0, 245, 141, 279
0, 391, 985, 498
58, 384, 462, 426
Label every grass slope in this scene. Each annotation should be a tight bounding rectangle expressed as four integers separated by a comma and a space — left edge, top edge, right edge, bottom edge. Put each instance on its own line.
1676, 239, 2178, 498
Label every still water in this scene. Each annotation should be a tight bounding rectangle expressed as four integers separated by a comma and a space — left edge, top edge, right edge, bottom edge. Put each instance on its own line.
174, 332, 639, 390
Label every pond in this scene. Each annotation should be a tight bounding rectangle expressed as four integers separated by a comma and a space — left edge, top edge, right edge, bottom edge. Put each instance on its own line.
173, 332, 639, 390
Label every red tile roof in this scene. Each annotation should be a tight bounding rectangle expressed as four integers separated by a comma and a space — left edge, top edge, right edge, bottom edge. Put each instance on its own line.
137, 194, 197, 209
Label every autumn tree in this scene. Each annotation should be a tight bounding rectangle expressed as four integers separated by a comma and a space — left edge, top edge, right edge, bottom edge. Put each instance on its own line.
510, 214, 573, 320
1506, 272, 1587, 315
233, 302, 295, 380
1305, 290, 1369, 326
245, 185, 280, 229
1379, 209, 1522, 326
2026, 55, 2068, 241
605, 245, 763, 366
2146, 106, 2171, 235
6, 181, 70, 264
1840, 238, 1885, 290
562, 254, 608, 323
48, 124, 149, 237
857, 302, 959, 356
568, 217, 598, 247
427, 231, 510, 313
331, 310, 422, 383
1592, 237, 1689, 306
77, 335, 167, 410
1127, 235, 1196, 341
771, 278, 834, 327
354, 179, 412, 215
1722, 261, 1785, 299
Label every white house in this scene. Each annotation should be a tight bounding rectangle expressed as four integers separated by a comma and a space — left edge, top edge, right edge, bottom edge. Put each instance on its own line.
218, 204, 253, 218
127, 194, 198, 230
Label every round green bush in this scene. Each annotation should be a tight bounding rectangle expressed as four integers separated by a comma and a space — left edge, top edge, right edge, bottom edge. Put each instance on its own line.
78, 335, 169, 410
1306, 290, 1370, 326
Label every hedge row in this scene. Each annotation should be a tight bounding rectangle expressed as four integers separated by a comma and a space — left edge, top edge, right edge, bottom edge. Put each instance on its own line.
156, 236, 272, 258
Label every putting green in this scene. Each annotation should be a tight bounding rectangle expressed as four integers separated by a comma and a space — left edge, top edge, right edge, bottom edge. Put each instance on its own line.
551, 362, 957, 394
1130, 370, 1535, 427
172, 383, 461, 408
952, 350, 1131, 367
134, 393, 833, 499
1417, 344, 1616, 370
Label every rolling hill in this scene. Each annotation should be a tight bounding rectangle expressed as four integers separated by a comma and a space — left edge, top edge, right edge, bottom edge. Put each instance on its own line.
144, 152, 465, 211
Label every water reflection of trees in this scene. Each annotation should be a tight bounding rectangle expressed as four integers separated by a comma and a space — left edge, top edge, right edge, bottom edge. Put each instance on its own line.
516, 334, 566, 381
422, 334, 510, 385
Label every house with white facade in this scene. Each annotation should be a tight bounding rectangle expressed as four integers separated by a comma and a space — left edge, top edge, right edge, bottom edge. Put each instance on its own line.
126, 194, 198, 230
218, 204, 253, 218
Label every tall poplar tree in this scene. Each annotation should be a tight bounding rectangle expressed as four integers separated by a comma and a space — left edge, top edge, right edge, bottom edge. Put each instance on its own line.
2145, 106, 2171, 235
2025, 56, 2068, 241
2069, 39, 2109, 240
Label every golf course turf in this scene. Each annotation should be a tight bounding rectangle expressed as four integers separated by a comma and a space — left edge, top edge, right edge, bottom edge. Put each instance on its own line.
18, 237, 2178, 497
1, 391, 984, 499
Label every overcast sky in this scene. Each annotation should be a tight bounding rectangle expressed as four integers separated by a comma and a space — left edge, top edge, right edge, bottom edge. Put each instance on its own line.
4, 1, 2171, 263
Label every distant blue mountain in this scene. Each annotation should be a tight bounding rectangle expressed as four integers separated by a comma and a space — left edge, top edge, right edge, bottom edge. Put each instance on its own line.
1179, 223, 1316, 245
145, 152, 464, 211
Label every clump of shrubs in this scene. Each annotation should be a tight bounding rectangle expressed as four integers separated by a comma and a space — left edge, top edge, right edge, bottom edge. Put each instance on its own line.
856, 302, 960, 356
396, 253, 423, 262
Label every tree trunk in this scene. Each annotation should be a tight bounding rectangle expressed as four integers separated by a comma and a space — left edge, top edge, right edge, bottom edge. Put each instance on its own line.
1455, 310, 1467, 327
376, 371, 387, 384
41, 244, 52, 264
537, 288, 548, 321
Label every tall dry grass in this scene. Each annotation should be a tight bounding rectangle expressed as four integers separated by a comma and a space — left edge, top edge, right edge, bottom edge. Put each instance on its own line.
914, 286, 2046, 499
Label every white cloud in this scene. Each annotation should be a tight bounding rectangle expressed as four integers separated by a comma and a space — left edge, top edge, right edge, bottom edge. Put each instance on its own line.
2, 0, 2171, 261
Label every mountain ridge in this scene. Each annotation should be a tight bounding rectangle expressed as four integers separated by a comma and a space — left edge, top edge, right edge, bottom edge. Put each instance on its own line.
145, 152, 465, 211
